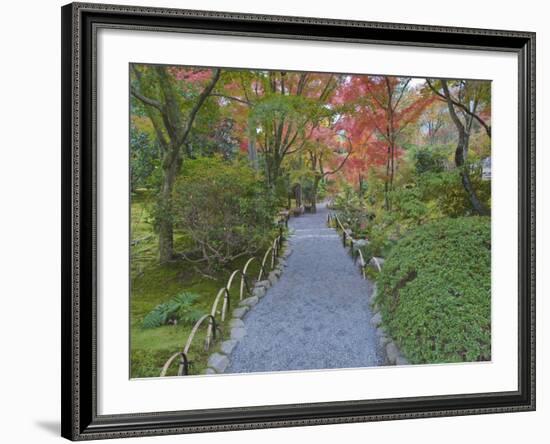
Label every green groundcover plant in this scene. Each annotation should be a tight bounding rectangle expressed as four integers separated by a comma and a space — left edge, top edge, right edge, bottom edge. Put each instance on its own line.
141, 292, 204, 329
375, 217, 491, 364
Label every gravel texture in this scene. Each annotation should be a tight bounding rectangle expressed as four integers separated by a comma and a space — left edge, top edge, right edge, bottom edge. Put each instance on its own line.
225, 202, 383, 374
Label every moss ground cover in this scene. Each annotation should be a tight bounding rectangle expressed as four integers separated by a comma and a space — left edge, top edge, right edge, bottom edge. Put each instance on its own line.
130, 194, 267, 378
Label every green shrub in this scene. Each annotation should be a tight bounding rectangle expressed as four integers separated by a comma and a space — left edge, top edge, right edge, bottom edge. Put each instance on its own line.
173, 156, 277, 269
130, 125, 161, 193
418, 170, 491, 217
332, 183, 371, 234
141, 292, 204, 329
413, 145, 449, 174
375, 217, 491, 364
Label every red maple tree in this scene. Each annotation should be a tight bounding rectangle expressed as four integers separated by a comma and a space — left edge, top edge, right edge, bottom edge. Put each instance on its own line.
336, 75, 434, 208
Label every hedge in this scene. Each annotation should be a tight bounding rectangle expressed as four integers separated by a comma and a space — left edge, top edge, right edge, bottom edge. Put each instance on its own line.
375, 217, 491, 364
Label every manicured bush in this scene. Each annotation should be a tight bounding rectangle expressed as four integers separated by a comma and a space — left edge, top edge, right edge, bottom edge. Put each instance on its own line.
173, 156, 277, 269
375, 217, 491, 364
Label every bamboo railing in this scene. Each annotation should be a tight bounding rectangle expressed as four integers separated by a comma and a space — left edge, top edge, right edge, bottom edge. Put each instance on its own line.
328, 212, 369, 279
160, 219, 286, 377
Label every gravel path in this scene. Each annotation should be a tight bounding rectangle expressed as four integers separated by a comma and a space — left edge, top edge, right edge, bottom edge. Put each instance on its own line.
225, 202, 383, 374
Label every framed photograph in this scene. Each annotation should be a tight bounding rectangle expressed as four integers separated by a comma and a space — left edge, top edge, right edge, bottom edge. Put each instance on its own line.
61, 2, 535, 440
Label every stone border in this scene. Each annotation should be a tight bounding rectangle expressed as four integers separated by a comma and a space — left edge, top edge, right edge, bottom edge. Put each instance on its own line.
368, 283, 409, 366
204, 244, 293, 374
329, 212, 408, 366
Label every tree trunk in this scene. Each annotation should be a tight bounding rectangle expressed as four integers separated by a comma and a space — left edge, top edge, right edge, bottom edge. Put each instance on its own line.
131, 66, 220, 264
454, 133, 489, 216
294, 183, 302, 207
269, 154, 283, 189
389, 142, 395, 192
440, 80, 489, 216
158, 151, 181, 262
247, 126, 258, 170
311, 176, 320, 213
384, 144, 391, 211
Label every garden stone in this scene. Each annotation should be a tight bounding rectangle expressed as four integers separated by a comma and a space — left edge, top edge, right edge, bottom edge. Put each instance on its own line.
231, 327, 247, 340
369, 285, 378, 306
370, 312, 383, 327
232, 306, 249, 319
395, 355, 409, 366
369, 257, 385, 272
204, 368, 216, 375
220, 340, 238, 355
252, 286, 266, 299
268, 271, 278, 284
229, 318, 245, 329
207, 353, 229, 373
239, 296, 259, 307
352, 239, 368, 254
370, 284, 378, 298
256, 280, 271, 289
379, 335, 391, 348
386, 342, 400, 364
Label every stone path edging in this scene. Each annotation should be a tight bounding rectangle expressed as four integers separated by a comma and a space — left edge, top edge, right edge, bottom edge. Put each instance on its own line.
332, 211, 408, 367
368, 283, 409, 366
204, 244, 293, 374
223, 202, 383, 374
204, 217, 408, 373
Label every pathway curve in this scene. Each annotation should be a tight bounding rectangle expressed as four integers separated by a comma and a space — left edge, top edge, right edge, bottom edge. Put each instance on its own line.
225, 202, 383, 374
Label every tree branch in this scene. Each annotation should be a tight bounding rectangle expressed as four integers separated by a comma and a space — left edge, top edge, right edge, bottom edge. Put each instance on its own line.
178, 69, 221, 146
210, 93, 251, 106
426, 79, 491, 138
319, 75, 335, 102
393, 78, 411, 109
440, 80, 466, 133
130, 86, 163, 112
324, 137, 354, 176
296, 73, 308, 96
130, 65, 164, 112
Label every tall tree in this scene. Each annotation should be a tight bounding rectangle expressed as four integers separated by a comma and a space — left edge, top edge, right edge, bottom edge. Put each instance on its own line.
130, 65, 220, 262
426, 79, 490, 215
220, 71, 340, 188
421, 100, 449, 145
337, 76, 432, 209
304, 125, 353, 212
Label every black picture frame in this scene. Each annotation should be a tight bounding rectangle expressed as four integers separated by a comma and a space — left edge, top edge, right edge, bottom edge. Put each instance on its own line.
61, 2, 536, 440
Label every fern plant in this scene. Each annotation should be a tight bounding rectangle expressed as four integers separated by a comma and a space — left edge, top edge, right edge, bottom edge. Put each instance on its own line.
141, 292, 204, 329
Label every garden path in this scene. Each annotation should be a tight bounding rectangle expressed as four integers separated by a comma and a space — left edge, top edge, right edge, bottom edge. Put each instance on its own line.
225, 202, 383, 373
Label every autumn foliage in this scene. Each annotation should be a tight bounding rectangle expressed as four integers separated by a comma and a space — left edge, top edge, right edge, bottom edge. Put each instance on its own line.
130, 64, 492, 376
130, 64, 490, 261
